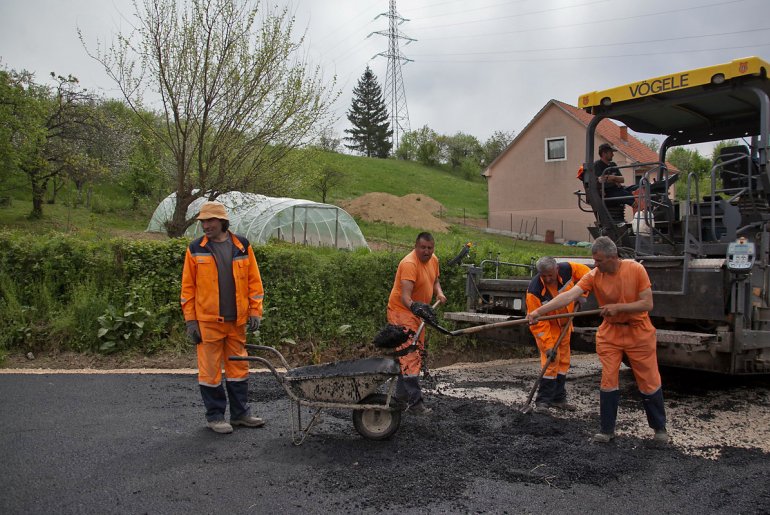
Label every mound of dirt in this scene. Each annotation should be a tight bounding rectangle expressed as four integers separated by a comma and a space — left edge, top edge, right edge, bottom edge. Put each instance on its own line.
400, 193, 444, 215
340, 192, 449, 233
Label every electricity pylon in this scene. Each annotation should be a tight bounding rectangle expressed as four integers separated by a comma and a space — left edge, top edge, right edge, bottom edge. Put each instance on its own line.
369, 0, 415, 151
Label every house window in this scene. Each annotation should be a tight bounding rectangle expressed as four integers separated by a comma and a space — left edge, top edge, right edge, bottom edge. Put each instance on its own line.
545, 137, 566, 162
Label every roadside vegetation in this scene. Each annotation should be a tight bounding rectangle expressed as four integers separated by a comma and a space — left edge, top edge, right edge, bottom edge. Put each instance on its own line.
0, 152, 589, 366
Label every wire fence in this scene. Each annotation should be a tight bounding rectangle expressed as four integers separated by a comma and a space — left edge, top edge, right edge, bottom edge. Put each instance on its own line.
487, 212, 593, 243
435, 206, 488, 229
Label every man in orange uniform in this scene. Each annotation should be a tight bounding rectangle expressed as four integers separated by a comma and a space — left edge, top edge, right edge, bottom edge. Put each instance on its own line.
526, 237, 669, 444
526, 257, 590, 410
387, 232, 447, 414
181, 201, 266, 434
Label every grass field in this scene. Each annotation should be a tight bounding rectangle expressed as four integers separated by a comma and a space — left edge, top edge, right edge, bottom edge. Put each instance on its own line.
0, 151, 590, 261
295, 150, 489, 218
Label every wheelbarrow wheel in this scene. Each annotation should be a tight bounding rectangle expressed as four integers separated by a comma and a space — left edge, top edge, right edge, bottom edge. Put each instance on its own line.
352, 393, 401, 441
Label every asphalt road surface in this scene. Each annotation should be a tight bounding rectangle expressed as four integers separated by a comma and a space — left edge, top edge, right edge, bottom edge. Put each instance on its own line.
1, 357, 769, 514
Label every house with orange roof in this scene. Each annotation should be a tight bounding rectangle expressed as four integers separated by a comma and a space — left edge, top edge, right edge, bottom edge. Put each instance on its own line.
483, 99, 673, 242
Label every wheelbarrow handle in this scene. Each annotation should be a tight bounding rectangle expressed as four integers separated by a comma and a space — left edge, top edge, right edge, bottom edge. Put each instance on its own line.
229, 355, 300, 402
449, 308, 602, 336
245, 344, 291, 369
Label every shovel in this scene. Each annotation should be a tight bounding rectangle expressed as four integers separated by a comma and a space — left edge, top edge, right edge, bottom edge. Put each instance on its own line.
415, 308, 602, 336
519, 305, 582, 414
416, 301, 441, 387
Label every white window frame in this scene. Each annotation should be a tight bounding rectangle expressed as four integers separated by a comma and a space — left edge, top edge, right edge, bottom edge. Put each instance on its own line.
545, 136, 567, 162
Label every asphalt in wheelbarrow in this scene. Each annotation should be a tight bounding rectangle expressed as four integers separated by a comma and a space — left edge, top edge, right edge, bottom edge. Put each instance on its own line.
284, 356, 400, 381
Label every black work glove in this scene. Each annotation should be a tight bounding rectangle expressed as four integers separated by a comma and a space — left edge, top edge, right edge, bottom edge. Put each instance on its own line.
247, 316, 261, 334
185, 320, 202, 345
546, 347, 558, 361
410, 301, 437, 322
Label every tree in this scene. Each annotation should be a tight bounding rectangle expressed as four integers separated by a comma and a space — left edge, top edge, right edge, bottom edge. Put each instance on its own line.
711, 139, 741, 162
119, 107, 170, 209
440, 132, 482, 170
344, 66, 392, 158
0, 70, 105, 218
481, 130, 515, 167
396, 125, 439, 165
667, 147, 711, 179
85, 0, 338, 236
315, 127, 341, 153
644, 137, 661, 153
312, 165, 345, 203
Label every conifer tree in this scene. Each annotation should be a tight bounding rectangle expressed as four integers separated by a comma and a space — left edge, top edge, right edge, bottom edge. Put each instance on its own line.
344, 66, 392, 158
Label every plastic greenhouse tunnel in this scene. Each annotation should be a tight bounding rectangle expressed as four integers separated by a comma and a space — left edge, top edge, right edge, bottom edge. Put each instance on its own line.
147, 191, 369, 250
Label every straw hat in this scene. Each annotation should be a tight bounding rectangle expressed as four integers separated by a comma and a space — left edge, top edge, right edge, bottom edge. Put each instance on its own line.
196, 201, 229, 220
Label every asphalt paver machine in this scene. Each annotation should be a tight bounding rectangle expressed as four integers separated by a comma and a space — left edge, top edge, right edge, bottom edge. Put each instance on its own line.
577, 57, 770, 374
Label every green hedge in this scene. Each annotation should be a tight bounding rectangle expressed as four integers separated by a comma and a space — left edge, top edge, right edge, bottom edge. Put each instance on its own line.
0, 231, 467, 358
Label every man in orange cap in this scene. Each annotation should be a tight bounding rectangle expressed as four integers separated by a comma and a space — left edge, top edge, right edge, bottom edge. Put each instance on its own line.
526, 237, 669, 444
181, 200, 266, 434
387, 232, 447, 414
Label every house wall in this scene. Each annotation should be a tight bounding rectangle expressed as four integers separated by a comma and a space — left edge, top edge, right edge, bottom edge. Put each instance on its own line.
486, 105, 635, 242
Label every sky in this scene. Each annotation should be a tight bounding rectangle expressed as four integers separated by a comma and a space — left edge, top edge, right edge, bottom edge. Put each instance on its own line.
1, 0, 769, 156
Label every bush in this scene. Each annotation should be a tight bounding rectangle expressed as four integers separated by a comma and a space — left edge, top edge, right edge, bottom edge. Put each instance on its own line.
0, 231, 470, 359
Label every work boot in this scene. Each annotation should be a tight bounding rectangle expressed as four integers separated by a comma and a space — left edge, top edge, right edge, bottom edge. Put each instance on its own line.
592, 432, 615, 443
535, 378, 558, 406
231, 414, 265, 428
653, 429, 671, 444
207, 419, 234, 434
397, 375, 423, 407
599, 389, 621, 435
641, 388, 667, 431
407, 400, 433, 415
550, 400, 577, 411
554, 374, 569, 401
533, 402, 552, 413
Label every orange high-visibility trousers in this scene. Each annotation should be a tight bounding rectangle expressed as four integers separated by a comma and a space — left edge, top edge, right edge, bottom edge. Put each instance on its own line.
197, 320, 249, 386
387, 308, 424, 376
535, 324, 572, 379
596, 318, 661, 394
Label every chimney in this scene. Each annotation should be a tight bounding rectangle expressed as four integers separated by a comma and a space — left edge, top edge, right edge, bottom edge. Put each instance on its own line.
620, 125, 628, 141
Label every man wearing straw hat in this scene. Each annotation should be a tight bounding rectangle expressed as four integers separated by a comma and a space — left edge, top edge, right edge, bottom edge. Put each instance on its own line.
181, 200, 266, 434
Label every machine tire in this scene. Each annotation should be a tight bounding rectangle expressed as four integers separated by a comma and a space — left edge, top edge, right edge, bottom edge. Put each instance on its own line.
352, 393, 401, 440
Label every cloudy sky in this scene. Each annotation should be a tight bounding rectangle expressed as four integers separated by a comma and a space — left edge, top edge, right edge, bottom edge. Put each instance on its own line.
1, 0, 769, 152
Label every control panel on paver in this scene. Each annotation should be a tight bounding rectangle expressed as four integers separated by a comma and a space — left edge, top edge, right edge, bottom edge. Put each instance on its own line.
726, 239, 755, 272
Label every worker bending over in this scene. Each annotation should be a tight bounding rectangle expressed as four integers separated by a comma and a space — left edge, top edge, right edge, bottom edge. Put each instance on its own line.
526, 257, 590, 410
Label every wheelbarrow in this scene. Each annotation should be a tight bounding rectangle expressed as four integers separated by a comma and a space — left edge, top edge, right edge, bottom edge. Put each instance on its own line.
230, 345, 404, 445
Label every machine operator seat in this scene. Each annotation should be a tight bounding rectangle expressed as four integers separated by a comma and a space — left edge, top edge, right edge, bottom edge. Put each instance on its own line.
719, 145, 757, 191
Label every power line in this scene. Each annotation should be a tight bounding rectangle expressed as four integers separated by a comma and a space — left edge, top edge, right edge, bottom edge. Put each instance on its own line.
409, 27, 770, 57
415, 41, 770, 63
406, 0, 531, 18
411, 0, 608, 23
312, 5, 383, 58
413, 0, 747, 34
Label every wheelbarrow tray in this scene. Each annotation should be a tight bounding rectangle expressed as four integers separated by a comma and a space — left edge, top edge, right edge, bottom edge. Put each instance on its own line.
284, 357, 400, 404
